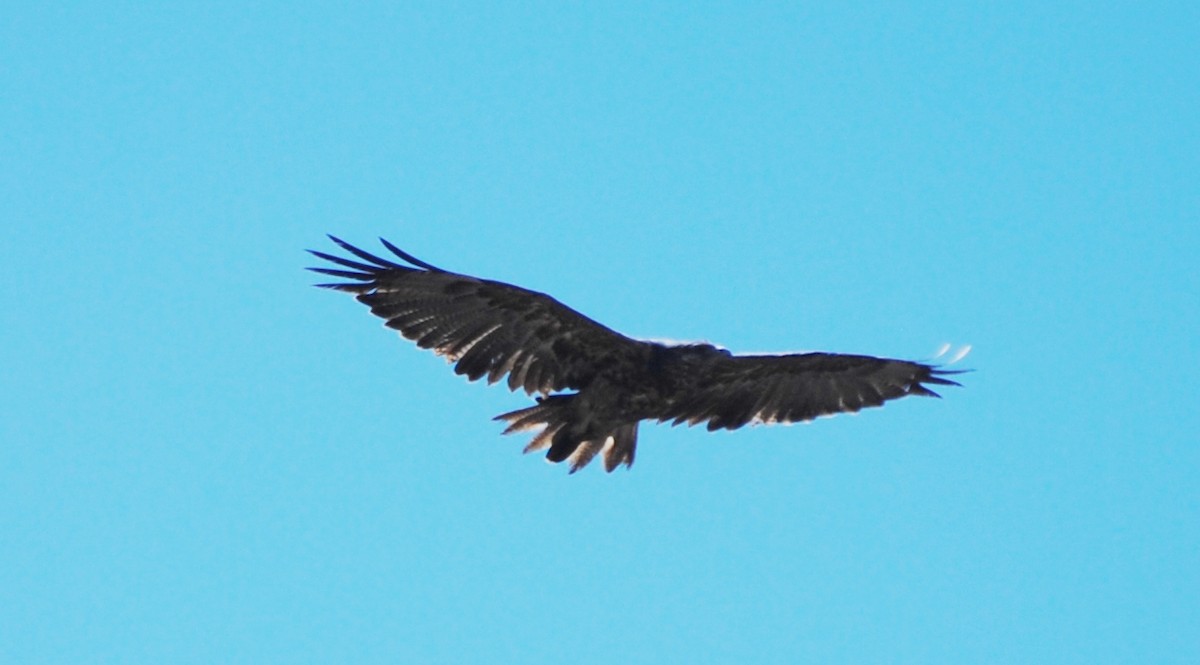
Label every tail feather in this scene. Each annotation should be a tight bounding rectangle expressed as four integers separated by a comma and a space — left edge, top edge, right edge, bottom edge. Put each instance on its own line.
603, 424, 637, 472
567, 438, 606, 474
523, 424, 563, 454
493, 395, 637, 473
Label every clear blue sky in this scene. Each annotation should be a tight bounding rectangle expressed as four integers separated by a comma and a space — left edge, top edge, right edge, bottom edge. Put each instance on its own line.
3, 2, 1197, 663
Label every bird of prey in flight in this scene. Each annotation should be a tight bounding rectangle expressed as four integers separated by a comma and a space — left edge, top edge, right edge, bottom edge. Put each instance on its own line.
309, 236, 965, 473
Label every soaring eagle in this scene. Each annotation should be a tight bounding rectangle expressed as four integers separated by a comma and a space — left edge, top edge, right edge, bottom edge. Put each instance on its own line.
310, 236, 964, 473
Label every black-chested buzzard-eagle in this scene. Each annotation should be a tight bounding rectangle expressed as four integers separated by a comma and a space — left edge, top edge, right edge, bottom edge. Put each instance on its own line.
309, 236, 965, 473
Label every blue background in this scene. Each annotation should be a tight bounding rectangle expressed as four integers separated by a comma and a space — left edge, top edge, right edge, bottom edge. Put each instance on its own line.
3, 2, 1197, 662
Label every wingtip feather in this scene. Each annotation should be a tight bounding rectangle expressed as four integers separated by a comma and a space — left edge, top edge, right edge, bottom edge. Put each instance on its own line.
379, 237, 445, 272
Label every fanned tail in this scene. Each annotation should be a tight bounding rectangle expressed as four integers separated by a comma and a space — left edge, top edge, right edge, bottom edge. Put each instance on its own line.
493, 396, 637, 473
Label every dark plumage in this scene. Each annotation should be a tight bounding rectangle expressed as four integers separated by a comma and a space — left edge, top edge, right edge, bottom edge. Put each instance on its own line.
309, 236, 965, 473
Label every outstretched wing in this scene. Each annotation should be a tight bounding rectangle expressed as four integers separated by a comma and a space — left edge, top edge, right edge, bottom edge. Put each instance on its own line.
308, 236, 644, 395
662, 352, 963, 431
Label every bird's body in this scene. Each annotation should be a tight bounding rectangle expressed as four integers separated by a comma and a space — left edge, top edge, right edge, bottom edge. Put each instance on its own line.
310, 236, 964, 473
